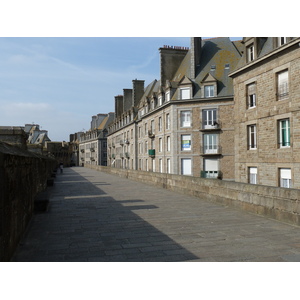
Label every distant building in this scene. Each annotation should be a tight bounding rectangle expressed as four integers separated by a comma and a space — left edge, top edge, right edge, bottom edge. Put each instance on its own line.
79, 112, 115, 166
69, 132, 83, 166
108, 37, 242, 179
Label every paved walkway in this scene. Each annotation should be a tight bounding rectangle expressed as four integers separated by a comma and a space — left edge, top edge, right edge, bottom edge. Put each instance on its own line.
11, 167, 300, 262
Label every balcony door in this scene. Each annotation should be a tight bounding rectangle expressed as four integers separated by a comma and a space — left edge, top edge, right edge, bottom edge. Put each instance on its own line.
203, 134, 218, 154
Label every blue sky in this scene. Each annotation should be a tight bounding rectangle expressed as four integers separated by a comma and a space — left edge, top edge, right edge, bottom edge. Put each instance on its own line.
0, 37, 193, 141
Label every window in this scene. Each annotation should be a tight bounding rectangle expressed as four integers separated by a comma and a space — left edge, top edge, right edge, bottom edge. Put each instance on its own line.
181, 134, 191, 151
279, 168, 291, 188
247, 44, 255, 62
278, 37, 287, 46
180, 88, 191, 100
277, 70, 289, 100
144, 123, 148, 135
151, 120, 155, 134
181, 158, 192, 175
167, 158, 171, 174
167, 136, 171, 151
278, 119, 290, 148
152, 159, 155, 172
204, 85, 214, 98
145, 141, 148, 153
166, 113, 170, 129
202, 109, 217, 129
158, 117, 162, 131
203, 134, 218, 154
159, 159, 163, 173
204, 158, 218, 178
248, 125, 257, 149
159, 138, 162, 152
247, 83, 256, 108
180, 110, 191, 127
165, 91, 170, 102
249, 167, 257, 184
158, 95, 163, 106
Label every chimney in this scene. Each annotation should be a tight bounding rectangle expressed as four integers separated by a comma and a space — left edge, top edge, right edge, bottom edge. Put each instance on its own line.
132, 79, 145, 107
123, 89, 133, 112
91, 115, 97, 130
159, 46, 189, 87
115, 95, 124, 118
190, 37, 202, 79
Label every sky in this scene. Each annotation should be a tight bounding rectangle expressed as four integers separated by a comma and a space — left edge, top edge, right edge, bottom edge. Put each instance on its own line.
0, 37, 193, 141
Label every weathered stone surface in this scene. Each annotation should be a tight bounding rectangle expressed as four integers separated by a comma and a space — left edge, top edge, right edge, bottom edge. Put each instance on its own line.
0, 141, 56, 261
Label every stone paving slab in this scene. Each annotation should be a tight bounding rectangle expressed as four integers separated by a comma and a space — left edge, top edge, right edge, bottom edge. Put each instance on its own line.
11, 166, 300, 262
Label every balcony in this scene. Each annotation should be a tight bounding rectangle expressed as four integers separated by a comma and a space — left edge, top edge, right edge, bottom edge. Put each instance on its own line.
200, 170, 223, 179
201, 145, 222, 155
119, 140, 124, 145
200, 121, 221, 132
90, 147, 95, 152
125, 152, 130, 158
80, 149, 85, 153
148, 149, 155, 158
125, 139, 130, 144
112, 154, 115, 159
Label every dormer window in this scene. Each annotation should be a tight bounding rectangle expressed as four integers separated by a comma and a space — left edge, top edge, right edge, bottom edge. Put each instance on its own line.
158, 95, 163, 106
204, 85, 215, 98
165, 91, 170, 102
247, 44, 255, 62
180, 88, 191, 100
201, 73, 217, 98
278, 37, 287, 46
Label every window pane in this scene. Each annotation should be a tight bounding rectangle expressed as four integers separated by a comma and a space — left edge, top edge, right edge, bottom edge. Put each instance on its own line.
204, 85, 214, 97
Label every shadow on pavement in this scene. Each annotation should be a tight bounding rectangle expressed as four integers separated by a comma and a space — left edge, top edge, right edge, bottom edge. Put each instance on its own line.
12, 168, 199, 262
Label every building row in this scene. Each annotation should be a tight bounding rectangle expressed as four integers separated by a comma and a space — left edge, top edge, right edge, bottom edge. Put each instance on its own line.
106, 37, 300, 189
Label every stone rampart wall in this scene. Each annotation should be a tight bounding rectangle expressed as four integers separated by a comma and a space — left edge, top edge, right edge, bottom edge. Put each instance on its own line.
0, 142, 56, 261
87, 165, 300, 226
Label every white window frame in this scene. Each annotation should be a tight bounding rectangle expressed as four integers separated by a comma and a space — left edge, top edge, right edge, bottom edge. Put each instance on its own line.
180, 88, 191, 100
166, 113, 170, 130
159, 138, 162, 152
181, 134, 191, 151
181, 158, 192, 176
180, 110, 191, 127
249, 167, 257, 184
165, 91, 170, 102
279, 119, 290, 148
203, 134, 218, 154
159, 159, 163, 173
204, 85, 214, 98
167, 158, 171, 174
279, 168, 291, 188
248, 124, 257, 149
167, 136, 171, 151
202, 109, 217, 129
247, 44, 255, 62
277, 70, 289, 100
247, 83, 256, 108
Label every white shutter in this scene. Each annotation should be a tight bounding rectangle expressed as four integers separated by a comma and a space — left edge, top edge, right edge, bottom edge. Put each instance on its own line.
181, 158, 192, 175
280, 168, 291, 179
204, 159, 218, 171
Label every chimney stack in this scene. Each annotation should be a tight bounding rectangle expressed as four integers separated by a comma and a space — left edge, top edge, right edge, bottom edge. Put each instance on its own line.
190, 37, 202, 79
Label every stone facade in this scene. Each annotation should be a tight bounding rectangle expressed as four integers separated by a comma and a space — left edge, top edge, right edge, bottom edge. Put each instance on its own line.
230, 37, 300, 188
79, 112, 114, 166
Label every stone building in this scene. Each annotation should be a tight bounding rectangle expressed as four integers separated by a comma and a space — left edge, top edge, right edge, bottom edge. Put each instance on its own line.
108, 37, 242, 179
79, 112, 114, 166
230, 37, 300, 188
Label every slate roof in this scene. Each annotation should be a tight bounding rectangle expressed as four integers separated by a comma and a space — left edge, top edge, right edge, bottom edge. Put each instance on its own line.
172, 37, 242, 99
